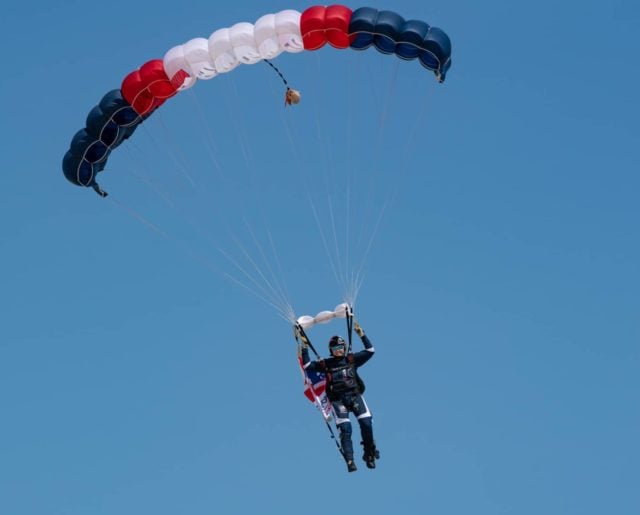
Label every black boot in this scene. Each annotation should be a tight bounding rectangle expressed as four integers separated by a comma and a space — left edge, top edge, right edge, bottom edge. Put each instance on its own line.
346, 459, 358, 473
362, 442, 380, 469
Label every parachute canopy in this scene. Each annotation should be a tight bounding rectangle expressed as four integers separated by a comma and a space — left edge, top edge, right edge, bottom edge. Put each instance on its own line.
62, 5, 452, 194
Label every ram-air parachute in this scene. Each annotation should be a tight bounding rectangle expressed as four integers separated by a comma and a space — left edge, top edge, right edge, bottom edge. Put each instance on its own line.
62, 5, 451, 196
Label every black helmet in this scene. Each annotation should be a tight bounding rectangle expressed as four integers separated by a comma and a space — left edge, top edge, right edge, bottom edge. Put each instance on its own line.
329, 335, 346, 355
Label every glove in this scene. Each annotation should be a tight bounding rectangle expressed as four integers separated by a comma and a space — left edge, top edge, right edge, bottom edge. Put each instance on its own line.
300, 332, 310, 350
354, 320, 365, 338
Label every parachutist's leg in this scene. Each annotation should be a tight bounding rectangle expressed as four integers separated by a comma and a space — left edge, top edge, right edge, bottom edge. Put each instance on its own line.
352, 395, 374, 446
357, 415, 375, 450
332, 400, 354, 461
353, 395, 379, 467
337, 421, 354, 461
357, 417, 379, 468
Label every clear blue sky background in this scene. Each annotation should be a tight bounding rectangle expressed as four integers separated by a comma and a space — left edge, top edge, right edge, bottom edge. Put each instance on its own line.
1, 1, 639, 514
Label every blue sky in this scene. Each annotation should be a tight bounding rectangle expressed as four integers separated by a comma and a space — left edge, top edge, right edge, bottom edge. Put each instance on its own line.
1, 1, 639, 514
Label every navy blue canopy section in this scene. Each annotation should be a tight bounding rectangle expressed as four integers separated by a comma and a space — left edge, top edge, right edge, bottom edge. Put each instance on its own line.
348, 7, 452, 82
62, 89, 143, 194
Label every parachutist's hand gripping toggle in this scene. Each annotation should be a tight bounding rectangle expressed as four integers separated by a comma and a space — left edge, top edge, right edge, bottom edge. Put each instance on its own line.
300, 332, 311, 350
294, 323, 310, 349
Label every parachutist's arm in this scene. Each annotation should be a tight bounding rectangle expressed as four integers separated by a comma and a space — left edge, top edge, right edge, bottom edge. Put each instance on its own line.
301, 345, 322, 372
354, 320, 373, 349
301, 345, 311, 365
297, 324, 314, 368
360, 333, 373, 350
353, 322, 374, 366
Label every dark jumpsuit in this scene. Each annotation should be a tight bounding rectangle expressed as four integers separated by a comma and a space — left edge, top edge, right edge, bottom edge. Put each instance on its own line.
301, 334, 376, 461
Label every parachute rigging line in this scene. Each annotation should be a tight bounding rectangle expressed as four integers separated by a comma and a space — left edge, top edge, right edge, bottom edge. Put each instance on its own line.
264, 59, 289, 87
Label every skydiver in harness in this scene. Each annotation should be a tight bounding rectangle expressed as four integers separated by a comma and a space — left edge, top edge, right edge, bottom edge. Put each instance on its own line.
300, 320, 380, 472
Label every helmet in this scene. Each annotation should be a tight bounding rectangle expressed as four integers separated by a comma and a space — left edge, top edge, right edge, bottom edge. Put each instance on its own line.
329, 335, 346, 355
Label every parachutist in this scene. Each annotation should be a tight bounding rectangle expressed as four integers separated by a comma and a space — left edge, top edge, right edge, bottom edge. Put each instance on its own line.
300, 319, 380, 471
